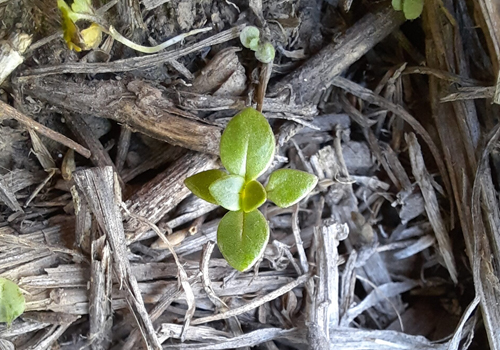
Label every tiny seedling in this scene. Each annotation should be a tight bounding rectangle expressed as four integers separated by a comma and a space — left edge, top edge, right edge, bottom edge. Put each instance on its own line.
184, 108, 318, 271
240, 26, 275, 64
392, 0, 424, 20
57, 0, 210, 53
0, 278, 25, 326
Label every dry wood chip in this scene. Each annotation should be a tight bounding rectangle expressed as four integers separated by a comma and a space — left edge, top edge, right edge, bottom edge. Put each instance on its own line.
125, 152, 218, 240
73, 167, 162, 350
88, 236, 113, 350
0, 32, 32, 85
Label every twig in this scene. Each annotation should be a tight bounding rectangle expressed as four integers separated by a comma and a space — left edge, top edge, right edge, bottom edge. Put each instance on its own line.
19, 26, 243, 78
0, 101, 91, 158
115, 126, 132, 173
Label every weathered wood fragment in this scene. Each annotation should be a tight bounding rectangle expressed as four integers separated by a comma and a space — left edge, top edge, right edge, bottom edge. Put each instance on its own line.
73, 167, 162, 350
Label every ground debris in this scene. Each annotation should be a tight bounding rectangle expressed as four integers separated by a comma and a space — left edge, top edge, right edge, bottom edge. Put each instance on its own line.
1, 0, 499, 349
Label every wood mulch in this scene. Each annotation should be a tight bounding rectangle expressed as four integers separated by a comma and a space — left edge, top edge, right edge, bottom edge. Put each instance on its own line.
1, 0, 500, 349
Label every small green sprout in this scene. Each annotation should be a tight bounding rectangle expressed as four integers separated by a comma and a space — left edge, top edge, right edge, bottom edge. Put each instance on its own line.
0, 278, 25, 327
57, 0, 211, 53
392, 0, 424, 20
239, 26, 275, 64
184, 108, 318, 271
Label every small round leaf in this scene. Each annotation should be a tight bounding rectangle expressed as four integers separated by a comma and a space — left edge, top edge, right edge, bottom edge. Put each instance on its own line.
255, 42, 275, 63
220, 107, 275, 181
392, 0, 402, 11
403, 0, 424, 20
241, 180, 266, 213
217, 210, 269, 271
70, 0, 94, 14
248, 38, 260, 51
209, 175, 245, 211
240, 26, 260, 49
184, 169, 227, 204
0, 278, 25, 326
266, 169, 318, 208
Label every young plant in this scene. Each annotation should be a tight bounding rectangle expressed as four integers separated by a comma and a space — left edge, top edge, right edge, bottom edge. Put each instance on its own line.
240, 26, 275, 64
184, 108, 317, 271
57, 0, 210, 53
392, 0, 424, 20
0, 278, 25, 326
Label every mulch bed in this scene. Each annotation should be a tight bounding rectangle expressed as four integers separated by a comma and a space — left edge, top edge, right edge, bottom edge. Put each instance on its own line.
1, 0, 500, 349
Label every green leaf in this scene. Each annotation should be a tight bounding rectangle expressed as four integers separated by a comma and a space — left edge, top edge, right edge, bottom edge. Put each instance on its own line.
184, 169, 227, 204
0, 278, 25, 326
248, 37, 260, 51
266, 169, 318, 208
255, 42, 275, 63
403, 0, 424, 20
220, 107, 275, 181
240, 26, 260, 49
217, 210, 269, 271
209, 175, 245, 211
392, 0, 402, 11
71, 0, 94, 14
241, 180, 266, 213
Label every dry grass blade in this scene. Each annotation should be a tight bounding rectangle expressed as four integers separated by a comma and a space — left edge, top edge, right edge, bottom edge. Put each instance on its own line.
121, 204, 196, 342
191, 273, 311, 325
331, 76, 453, 213
406, 133, 458, 283
470, 124, 500, 350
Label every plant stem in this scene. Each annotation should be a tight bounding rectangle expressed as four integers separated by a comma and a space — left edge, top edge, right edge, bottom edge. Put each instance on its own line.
108, 26, 212, 54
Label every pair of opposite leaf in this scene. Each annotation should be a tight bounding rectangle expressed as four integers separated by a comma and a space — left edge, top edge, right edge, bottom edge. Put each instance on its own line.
239, 26, 275, 64
185, 108, 318, 272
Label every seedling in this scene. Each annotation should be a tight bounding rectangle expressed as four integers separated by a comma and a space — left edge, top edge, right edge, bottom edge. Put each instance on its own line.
184, 108, 317, 271
240, 26, 275, 64
57, 0, 210, 52
0, 278, 25, 326
392, 0, 424, 20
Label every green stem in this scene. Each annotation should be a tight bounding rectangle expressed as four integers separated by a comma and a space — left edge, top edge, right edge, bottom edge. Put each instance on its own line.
108, 26, 212, 54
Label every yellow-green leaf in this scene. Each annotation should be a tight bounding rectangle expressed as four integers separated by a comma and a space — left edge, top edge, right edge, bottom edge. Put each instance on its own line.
220, 107, 275, 181
0, 278, 25, 326
403, 0, 424, 20
392, 0, 402, 11
241, 180, 266, 213
184, 169, 227, 204
80, 23, 102, 50
217, 210, 269, 271
59, 1, 83, 52
209, 175, 245, 211
240, 26, 260, 50
71, 0, 94, 14
255, 42, 275, 64
266, 169, 318, 208
248, 38, 260, 51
